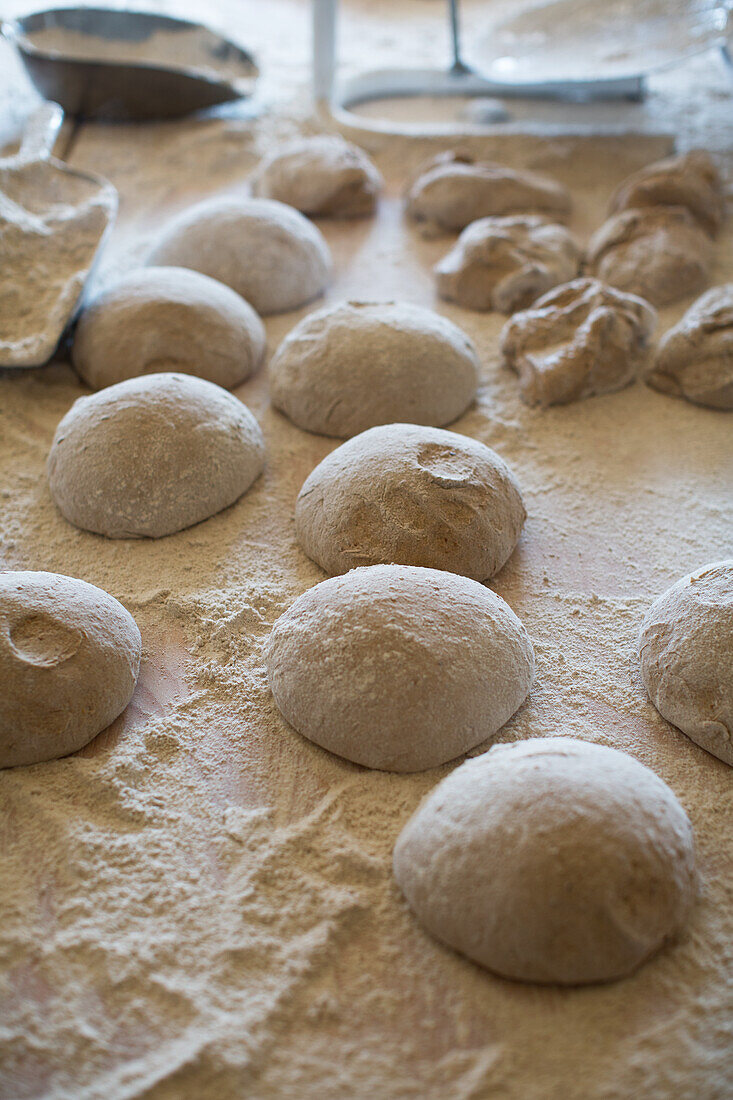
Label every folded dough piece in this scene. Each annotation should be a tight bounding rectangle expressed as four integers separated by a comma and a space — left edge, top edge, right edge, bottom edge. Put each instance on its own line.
647, 285, 733, 409
608, 149, 725, 237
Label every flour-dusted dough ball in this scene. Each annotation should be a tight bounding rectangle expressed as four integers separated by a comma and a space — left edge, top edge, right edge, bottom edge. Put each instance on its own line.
500, 277, 656, 407
0, 571, 141, 768
264, 564, 534, 772
148, 197, 331, 315
639, 561, 733, 766
435, 215, 581, 314
394, 738, 698, 985
608, 149, 725, 238
47, 373, 265, 539
251, 135, 382, 218
295, 424, 525, 581
268, 301, 479, 438
72, 267, 266, 391
586, 206, 712, 308
406, 151, 572, 236
647, 285, 733, 410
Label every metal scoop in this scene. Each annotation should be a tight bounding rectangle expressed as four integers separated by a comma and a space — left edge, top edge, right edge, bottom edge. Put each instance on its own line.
0, 102, 117, 369
2, 7, 259, 121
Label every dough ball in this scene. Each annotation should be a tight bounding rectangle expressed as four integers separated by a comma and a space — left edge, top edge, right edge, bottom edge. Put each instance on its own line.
405, 151, 572, 236
268, 301, 479, 438
251, 135, 382, 218
147, 197, 331, 315
608, 150, 724, 238
435, 215, 581, 314
47, 372, 265, 539
638, 560, 733, 766
72, 266, 266, 391
500, 277, 656, 407
394, 737, 697, 985
295, 423, 525, 581
264, 564, 534, 772
586, 206, 712, 308
0, 571, 141, 768
646, 285, 733, 410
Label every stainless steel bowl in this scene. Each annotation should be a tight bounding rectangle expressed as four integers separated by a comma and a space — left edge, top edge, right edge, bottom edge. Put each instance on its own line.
2, 7, 259, 121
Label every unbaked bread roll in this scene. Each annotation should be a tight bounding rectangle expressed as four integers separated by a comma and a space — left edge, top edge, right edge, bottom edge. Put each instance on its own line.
435, 215, 581, 313
264, 564, 534, 772
0, 571, 141, 768
608, 149, 724, 237
47, 373, 265, 539
147, 197, 331, 315
268, 301, 479, 438
638, 560, 733, 766
646, 285, 733, 410
295, 423, 525, 580
406, 151, 572, 236
251, 135, 382, 218
586, 206, 712, 308
394, 737, 698, 984
500, 277, 656, 407
72, 267, 266, 390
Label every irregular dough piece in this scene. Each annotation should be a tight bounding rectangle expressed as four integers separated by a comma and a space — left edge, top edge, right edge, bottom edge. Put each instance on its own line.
394, 737, 698, 985
647, 285, 733, 410
638, 560, 733, 765
147, 197, 331, 315
251, 135, 382, 218
500, 277, 656, 407
586, 206, 713, 308
608, 149, 725, 237
47, 372, 265, 539
295, 423, 525, 580
435, 215, 581, 314
406, 151, 572, 236
0, 571, 141, 768
264, 564, 534, 772
268, 301, 479, 438
72, 266, 266, 390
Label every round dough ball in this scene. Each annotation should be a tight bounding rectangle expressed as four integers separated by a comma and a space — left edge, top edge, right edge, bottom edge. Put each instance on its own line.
500, 277, 656, 407
638, 560, 733, 766
295, 423, 525, 580
147, 197, 331, 315
251, 135, 382, 218
586, 206, 712, 308
0, 571, 141, 768
264, 564, 534, 772
646, 285, 733, 410
72, 266, 266, 391
608, 150, 724, 238
394, 737, 698, 985
268, 301, 479, 438
47, 372, 265, 539
435, 215, 581, 314
406, 151, 572, 236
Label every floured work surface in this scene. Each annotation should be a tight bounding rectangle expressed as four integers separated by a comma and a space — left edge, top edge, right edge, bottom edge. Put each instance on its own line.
1, 25, 733, 1100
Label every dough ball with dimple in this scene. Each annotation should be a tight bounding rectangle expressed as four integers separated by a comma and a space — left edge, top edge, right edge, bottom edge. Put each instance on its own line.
264, 564, 534, 772
72, 267, 266, 391
647, 285, 733, 410
638, 561, 733, 766
586, 206, 712, 308
500, 277, 656, 407
47, 372, 265, 539
394, 738, 698, 985
295, 424, 525, 581
251, 135, 382, 218
268, 301, 479, 438
0, 571, 141, 768
405, 151, 572, 236
147, 197, 331, 315
435, 215, 581, 314
608, 149, 725, 237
